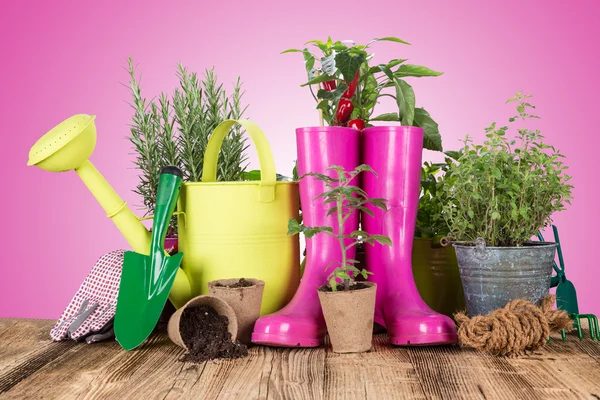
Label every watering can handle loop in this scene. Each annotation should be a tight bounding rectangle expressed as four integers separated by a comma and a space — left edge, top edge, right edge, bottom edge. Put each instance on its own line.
202, 119, 277, 203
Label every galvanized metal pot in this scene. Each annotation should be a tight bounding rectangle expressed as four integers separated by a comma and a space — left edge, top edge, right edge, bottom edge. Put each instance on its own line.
412, 238, 466, 318
454, 241, 558, 316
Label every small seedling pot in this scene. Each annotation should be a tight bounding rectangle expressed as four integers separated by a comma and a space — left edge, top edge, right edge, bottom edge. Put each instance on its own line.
208, 278, 265, 345
167, 295, 238, 350
317, 282, 377, 353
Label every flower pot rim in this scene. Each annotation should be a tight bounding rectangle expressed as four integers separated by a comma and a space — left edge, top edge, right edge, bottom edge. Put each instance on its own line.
317, 281, 377, 294
453, 241, 557, 250
207, 278, 265, 289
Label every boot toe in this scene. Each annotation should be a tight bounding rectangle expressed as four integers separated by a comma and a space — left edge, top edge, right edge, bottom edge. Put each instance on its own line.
385, 310, 458, 346
251, 313, 325, 347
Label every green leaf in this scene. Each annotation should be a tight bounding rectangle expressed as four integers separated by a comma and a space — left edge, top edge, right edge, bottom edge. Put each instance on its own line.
300, 74, 335, 87
351, 230, 368, 238
394, 64, 443, 78
242, 170, 261, 181
370, 113, 399, 122
334, 51, 365, 83
368, 59, 407, 74
414, 108, 442, 151
287, 218, 301, 235
305, 39, 328, 52
445, 150, 462, 160
281, 48, 303, 54
368, 37, 411, 46
358, 206, 375, 218
316, 82, 349, 102
372, 235, 392, 246
303, 49, 315, 74
395, 79, 416, 126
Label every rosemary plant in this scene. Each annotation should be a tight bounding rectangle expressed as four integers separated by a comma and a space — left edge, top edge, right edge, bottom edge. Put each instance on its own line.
126, 58, 249, 219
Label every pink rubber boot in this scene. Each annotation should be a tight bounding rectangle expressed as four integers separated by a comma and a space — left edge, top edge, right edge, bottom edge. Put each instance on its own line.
361, 126, 457, 346
251, 126, 360, 347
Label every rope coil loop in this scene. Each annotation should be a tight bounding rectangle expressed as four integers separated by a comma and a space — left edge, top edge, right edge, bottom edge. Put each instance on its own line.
454, 295, 573, 356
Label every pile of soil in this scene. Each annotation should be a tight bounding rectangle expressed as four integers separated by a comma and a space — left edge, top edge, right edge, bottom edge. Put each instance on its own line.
215, 278, 254, 288
179, 305, 248, 363
318, 282, 370, 292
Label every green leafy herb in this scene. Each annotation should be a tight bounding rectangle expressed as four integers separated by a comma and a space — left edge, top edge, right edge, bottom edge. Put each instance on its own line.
284, 37, 443, 151
287, 164, 392, 291
126, 58, 249, 222
440, 92, 574, 247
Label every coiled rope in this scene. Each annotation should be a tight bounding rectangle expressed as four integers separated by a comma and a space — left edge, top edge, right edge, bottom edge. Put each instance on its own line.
454, 295, 573, 356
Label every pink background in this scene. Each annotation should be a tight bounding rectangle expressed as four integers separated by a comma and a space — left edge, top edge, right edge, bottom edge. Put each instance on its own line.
1, 0, 598, 319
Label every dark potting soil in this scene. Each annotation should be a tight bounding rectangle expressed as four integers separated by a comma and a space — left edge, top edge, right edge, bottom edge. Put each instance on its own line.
318, 282, 371, 292
215, 278, 254, 288
179, 305, 248, 363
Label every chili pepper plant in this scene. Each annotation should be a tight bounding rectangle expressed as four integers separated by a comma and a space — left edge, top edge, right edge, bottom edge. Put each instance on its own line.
287, 164, 392, 291
283, 37, 443, 151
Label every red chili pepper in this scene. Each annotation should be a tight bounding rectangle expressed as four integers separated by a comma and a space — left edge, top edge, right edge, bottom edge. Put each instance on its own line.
322, 80, 337, 91
348, 118, 365, 131
336, 98, 354, 125
342, 72, 359, 98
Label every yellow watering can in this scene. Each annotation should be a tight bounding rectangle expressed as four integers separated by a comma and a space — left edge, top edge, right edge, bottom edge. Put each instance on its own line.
27, 114, 299, 313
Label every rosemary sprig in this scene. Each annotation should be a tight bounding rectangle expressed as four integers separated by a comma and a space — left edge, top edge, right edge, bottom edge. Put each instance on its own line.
126, 58, 250, 218
126, 58, 161, 216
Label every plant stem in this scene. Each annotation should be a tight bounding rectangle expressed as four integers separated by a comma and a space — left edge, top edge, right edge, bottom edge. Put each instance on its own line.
337, 193, 349, 292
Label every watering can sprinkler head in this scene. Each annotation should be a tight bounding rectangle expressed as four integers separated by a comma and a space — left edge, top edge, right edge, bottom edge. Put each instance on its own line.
27, 114, 97, 172
26, 113, 152, 254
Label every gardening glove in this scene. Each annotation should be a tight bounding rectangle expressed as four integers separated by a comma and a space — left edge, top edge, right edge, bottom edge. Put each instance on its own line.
50, 249, 125, 342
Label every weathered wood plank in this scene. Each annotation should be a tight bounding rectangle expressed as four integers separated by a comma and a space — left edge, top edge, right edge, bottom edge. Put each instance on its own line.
325, 335, 426, 400
0, 319, 55, 373
1, 319, 600, 400
408, 344, 548, 400
264, 345, 325, 400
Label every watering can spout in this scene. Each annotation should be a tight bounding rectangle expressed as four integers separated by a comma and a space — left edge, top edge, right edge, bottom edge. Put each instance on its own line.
27, 114, 152, 254
27, 114, 193, 308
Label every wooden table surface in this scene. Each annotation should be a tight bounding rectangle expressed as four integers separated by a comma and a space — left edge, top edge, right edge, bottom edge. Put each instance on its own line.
1, 319, 599, 399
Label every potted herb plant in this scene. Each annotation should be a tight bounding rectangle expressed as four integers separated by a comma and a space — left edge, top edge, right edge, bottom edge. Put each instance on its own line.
126, 59, 301, 313
287, 164, 392, 353
413, 159, 466, 318
283, 36, 443, 151
441, 92, 574, 316
126, 58, 249, 250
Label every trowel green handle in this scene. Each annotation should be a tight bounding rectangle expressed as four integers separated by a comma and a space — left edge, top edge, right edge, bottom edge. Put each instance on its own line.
552, 225, 566, 272
150, 166, 183, 256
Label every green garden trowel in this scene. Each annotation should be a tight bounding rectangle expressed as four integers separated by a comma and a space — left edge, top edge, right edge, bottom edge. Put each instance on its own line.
115, 166, 184, 350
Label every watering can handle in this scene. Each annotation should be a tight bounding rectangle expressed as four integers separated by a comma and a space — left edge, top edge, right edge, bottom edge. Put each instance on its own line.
202, 119, 277, 203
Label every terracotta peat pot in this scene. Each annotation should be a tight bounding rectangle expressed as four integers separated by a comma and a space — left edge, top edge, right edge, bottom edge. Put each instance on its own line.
167, 295, 238, 350
207, 278, 265, 345
317, 282, 377, 353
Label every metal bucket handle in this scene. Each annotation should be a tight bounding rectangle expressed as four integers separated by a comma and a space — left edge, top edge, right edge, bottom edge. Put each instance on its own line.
474, 237, 491, 261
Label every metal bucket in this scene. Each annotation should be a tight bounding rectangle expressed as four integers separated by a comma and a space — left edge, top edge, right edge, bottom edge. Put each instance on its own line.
454, 241, 557, 316
412, 238, 466, 317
